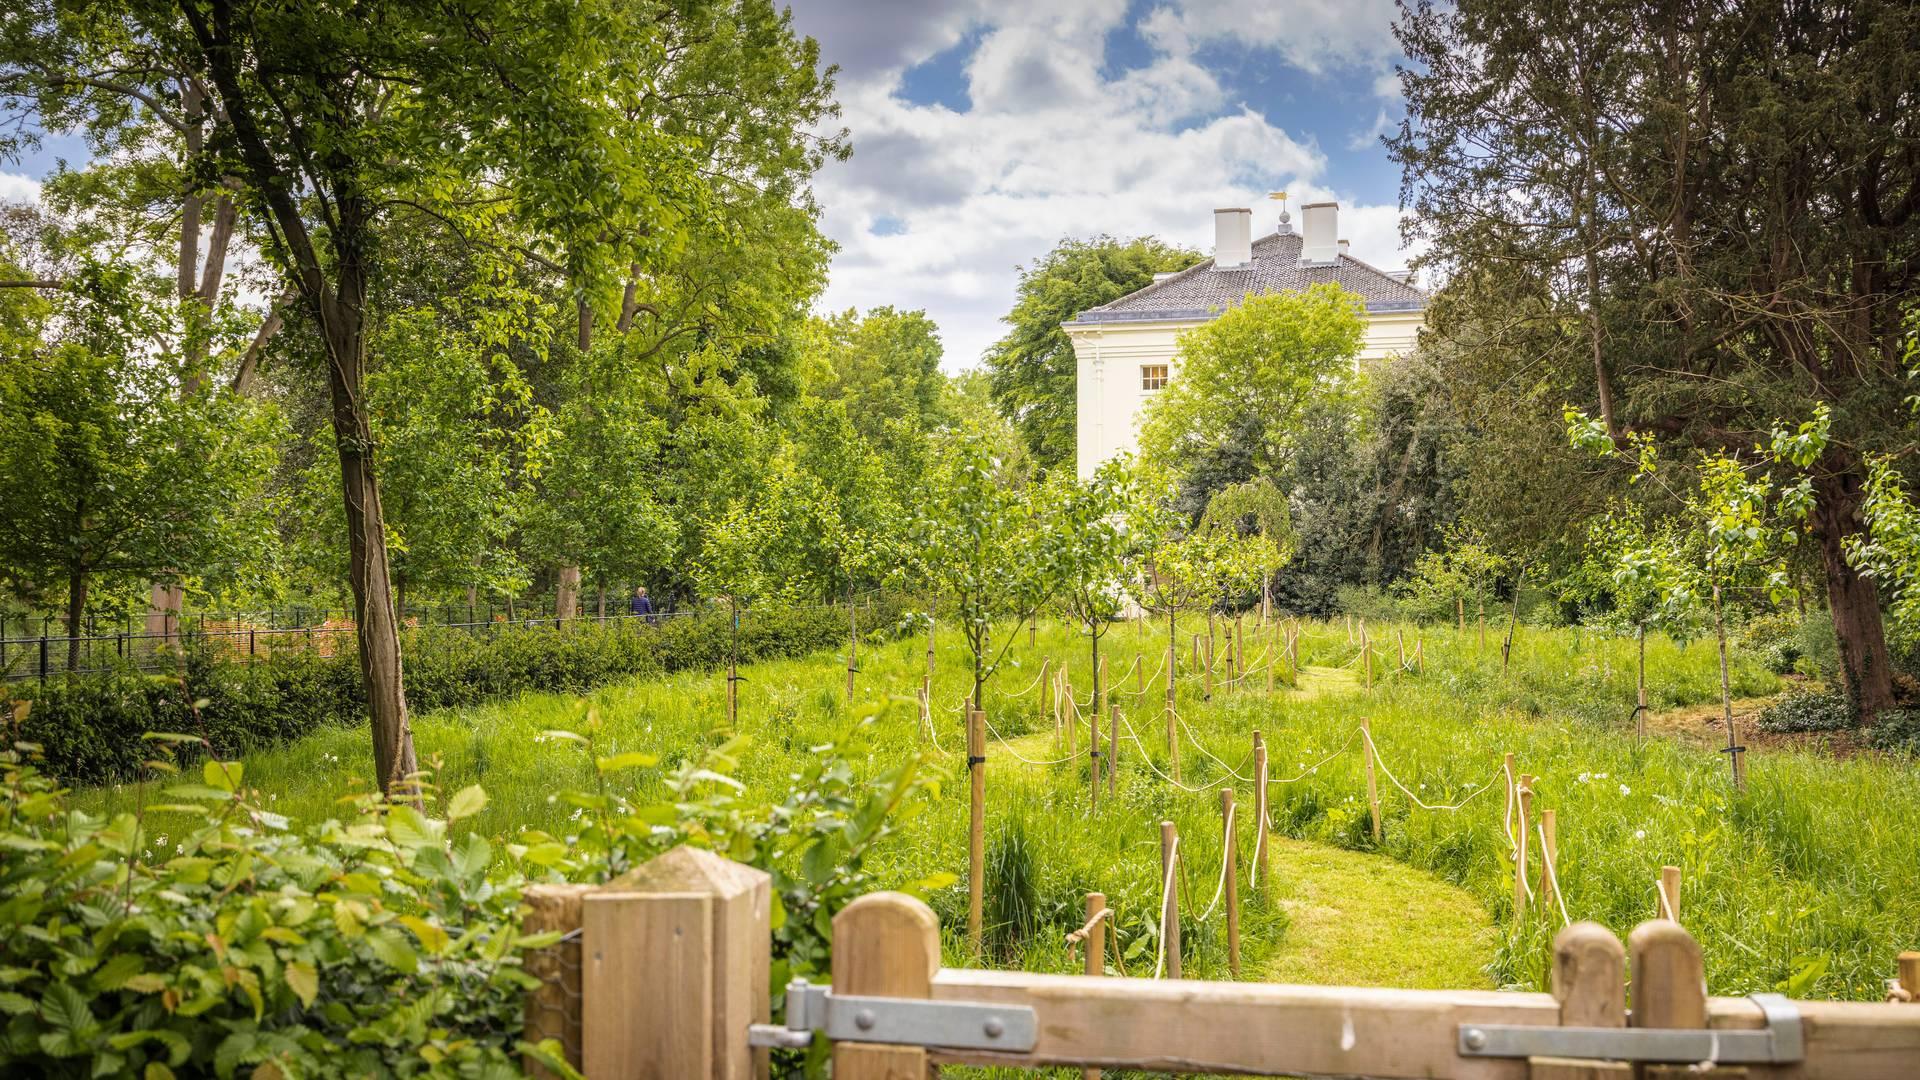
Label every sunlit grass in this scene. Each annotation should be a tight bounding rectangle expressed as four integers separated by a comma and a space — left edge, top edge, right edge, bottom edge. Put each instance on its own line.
76, 611, 1920, 1009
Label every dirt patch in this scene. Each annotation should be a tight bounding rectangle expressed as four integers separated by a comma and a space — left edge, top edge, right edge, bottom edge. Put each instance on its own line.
1644, 696, 1874, 759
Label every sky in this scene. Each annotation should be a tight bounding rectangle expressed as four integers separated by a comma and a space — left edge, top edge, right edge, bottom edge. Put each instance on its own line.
785, 0, 1423, 371
0, 1, 1423, 372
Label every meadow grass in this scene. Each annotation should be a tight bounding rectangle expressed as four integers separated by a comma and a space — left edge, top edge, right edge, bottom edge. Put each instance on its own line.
76, 611, 1919, 1011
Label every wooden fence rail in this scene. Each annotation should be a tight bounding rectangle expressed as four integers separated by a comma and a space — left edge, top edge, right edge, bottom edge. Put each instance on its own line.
535, 845, 1920, 1079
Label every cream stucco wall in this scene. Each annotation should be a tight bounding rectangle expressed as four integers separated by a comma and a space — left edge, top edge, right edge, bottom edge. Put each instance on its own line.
1069, 308, 1424, 480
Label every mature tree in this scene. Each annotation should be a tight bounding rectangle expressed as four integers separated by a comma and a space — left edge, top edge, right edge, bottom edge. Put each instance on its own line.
1138, 283, 1365, 485
1393, 0, 1920, 717
1199, 476, 1296, 618
808, 306, 946, 464
986, 235, 1200, 472
0, 276, 274, 669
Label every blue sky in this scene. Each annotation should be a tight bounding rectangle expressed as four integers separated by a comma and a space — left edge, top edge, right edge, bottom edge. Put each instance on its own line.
787, 0, 1422, 369
0, 2, 1422, 371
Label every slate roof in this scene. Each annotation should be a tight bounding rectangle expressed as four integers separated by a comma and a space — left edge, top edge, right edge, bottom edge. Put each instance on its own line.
1066, 229, 1426, 326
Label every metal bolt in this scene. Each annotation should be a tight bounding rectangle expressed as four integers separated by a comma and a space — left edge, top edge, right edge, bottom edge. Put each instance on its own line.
1463, 1028, 1487, 1051
854, 1009, 876, 1032
984, 1017, 1005, 1039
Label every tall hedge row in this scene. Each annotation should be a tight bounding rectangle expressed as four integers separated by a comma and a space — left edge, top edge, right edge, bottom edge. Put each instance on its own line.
13, 599, 906, 785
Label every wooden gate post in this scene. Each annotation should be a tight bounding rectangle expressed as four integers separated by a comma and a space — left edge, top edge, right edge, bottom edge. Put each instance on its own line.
968, 708, 987, 954
1531, 923, 1629, 1079
1628, 920, 1715, 1079
523, 884, 591, 1078
833, 892, 941, 1080
584, 846, 772, 1079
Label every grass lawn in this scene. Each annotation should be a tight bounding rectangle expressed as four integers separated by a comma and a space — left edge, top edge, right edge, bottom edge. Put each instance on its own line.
77, 612, 1919, 1006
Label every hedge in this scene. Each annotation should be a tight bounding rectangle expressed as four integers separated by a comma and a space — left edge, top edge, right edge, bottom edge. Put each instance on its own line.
12, 597, 908, 786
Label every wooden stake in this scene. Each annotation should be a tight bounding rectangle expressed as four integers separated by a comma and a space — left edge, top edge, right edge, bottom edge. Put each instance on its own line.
1109, 704, 1120, 793
1396, 628, 1405, 670
1361, 717, 1382, 843
1096, 653, 1109, 789
1065, 673, 1076, 758
1204, 635, 1214, 701
1658, 865, 1682, 923
1089, 697, 1101, 813
1897, 952, 1920, 1003
1037, 656, 1052, 721
1457, 594, 1465, 633
968, 709, 986, 953
1222, 787, 1241, 978
1160, 820, 1182, 979
1083, 892, 1106, 1080
1363, 626, 1373, 691
1415, 634, 1424, 673
832, 892, 940, 1080
1253, 731, 1270, 893
1514, 773, 1532, 919
1540, 808, 1559, 913
1636, 625, 1648, 741
1532, 923, 1630, 1080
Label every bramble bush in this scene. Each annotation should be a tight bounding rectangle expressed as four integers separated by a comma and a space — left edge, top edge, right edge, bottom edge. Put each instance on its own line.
17, 599, 905, 786
1756, 687, 1856, 734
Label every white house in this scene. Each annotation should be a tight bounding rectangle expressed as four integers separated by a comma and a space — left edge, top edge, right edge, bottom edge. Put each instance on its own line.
1067, 200, 1427, 479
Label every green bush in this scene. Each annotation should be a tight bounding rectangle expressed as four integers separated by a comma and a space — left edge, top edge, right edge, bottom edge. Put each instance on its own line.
0, 737, 540, 1078
1756, 687, 1855, 733
1865, 708, 1920, 755
1737, 611, 1804, 675
17, 599, 904, 787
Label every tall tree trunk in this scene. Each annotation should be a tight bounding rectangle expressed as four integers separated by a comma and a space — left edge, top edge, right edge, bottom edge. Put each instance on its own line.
1810, 466, 1896, 720
65, 564, 88, 672
555, 565, 581, 624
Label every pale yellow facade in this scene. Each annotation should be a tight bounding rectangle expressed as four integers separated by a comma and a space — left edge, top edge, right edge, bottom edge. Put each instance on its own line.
1069, 307, 1424, 479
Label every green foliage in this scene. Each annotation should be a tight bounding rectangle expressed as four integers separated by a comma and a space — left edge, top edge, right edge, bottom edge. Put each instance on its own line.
1756, 688, 1855, 734
1138, 283, 1365, 479
1864, 709, 1920, 755
0, 735, 539, 1078
985, 235, 1201, 473
16, 600, 904, 787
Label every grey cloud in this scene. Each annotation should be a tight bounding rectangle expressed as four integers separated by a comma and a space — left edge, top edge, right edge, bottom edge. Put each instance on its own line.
784, 0, 983, 80
829, 130, 974, 209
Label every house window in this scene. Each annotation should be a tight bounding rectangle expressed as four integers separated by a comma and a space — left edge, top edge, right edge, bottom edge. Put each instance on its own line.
1141, 364, 1168, 391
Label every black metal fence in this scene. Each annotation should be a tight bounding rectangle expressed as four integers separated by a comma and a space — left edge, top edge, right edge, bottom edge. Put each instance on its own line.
0, 609, 696, 683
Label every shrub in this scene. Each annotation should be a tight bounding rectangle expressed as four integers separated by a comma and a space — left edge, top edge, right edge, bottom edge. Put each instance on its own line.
1737, 611, 1803, 675
1756, 686, 1856, 733
1865, 708, 1920, 755
0, 735, 540, 1078
17, 599, 906, 787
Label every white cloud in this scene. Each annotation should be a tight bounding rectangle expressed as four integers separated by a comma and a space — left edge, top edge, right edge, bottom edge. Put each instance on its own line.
1145, 0, 1406, 79
0, 172, 43, 204
799, 2, 1420, 370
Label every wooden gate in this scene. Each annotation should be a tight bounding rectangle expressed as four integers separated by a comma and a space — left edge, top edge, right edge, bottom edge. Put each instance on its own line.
529, 845, 1920, 1079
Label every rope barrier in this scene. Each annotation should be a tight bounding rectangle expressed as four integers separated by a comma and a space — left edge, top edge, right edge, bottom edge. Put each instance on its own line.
1174, 709, 1253, 782
1066, 906, 1112, 950
1116, 710, 1235, 793
1358, 727, 1501, 812
1264, 730, 1359, 786
1192, 801, 1236, 924
1118, 652, 1169, 697
1008, 663, 1052, 699
1537, 820, 1572, 929
980, 711, 1079, 766
1656, 876, 1677, 921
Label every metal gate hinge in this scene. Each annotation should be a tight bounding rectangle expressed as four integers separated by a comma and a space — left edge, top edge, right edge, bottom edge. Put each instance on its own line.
747, 978, 1038, 1053
1458, 993, 1803, 1065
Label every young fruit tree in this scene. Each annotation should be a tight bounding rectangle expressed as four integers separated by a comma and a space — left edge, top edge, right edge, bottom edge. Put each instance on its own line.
1041, 457, 1141, 773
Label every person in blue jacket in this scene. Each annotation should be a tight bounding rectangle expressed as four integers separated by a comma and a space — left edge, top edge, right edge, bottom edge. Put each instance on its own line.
630, 586, 654, 622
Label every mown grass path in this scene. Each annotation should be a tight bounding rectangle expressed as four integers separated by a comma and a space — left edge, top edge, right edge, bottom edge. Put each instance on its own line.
1259, 835, 1494, 989
991, 711, 1496, 991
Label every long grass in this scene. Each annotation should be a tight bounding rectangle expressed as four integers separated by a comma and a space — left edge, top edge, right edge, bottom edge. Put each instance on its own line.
76, 611, 1918, 1011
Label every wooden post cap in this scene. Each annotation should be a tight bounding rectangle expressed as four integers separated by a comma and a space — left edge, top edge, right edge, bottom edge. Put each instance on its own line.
1628, 919, 1706, 1029
1552, 922, 1626, 1027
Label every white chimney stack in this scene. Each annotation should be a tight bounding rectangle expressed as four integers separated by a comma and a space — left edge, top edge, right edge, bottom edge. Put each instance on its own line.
1299, 201, 1338, 264
1213, 207, 1252, 269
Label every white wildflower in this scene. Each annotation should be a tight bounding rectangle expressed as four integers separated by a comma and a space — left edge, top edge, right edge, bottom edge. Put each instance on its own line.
1577, 772, 1591, 783
1619, 783, 1631, 796
1633, 829, 1646, 841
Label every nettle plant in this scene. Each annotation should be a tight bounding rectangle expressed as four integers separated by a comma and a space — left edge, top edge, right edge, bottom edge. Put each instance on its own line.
0, 724, 544, 1079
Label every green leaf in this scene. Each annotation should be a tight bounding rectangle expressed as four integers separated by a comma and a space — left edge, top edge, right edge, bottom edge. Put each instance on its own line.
89, 953, 145, 991
445, 784, 488, 823
398, 915, 450, 955
595, 751, 659, 773
203, 760, 243, 792
41, 981, 95, 1033
284, 962, 318, 1007
366, 929, 419, 974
